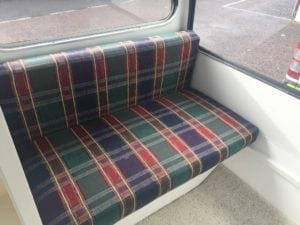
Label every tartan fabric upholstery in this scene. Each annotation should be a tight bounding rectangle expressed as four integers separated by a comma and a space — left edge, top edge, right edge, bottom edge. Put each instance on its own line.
286, 41, 300, 91
0, 31, 199, 147
0, 31, 259, 225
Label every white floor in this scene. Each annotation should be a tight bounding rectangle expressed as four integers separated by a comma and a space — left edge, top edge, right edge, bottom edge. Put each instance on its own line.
0, 166, 294, 225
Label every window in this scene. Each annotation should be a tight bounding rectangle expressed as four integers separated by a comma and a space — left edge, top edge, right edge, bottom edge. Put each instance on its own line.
0, 0, 173, 47
194, 0, 300, 93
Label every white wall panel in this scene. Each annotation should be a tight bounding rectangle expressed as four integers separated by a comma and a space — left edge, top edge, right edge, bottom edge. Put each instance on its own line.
191, 52, 300, 224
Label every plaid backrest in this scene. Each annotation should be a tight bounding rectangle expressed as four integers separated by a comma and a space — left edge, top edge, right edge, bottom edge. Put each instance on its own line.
0, 31, 200, 146
286, 41, 300, 91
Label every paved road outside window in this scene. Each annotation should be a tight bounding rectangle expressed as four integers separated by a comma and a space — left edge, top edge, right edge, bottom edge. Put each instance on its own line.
195, 0, 300, 81
0, 0, 299, 81
0, 0, 170, 45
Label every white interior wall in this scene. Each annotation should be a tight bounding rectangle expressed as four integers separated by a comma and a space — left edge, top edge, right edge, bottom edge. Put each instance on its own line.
0, 178, 6, 197
191, 52, 300, 225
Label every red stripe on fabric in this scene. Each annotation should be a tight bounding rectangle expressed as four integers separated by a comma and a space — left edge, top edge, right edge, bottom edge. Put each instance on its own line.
151, 37, 166, 99
8, 61, 42, 140
103, 115, 171, 195
71, 125, 135, 217
104, 116, 163, 170
158, 98, 229, 161
14, 74, 28, 96
34, 138, 94, 225
123, 42, 138, 108
177, 32, 192, 90
64, 184, 81, 206
181, 90, 252, 145
52, 54, 78, 127
89, 47, 109, 116
6, 63, 31, 140
132, 106, 201, 177
288, 68, 300, 79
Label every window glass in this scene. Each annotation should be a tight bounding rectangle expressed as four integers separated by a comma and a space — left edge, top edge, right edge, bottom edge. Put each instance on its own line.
194, 0, 300, 89
0, 0, 172, 47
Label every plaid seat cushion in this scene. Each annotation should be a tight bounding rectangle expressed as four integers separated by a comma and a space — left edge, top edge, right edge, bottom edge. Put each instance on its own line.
0, 31, 199, 147
19, 89, 258, 225
286, 41, 300, 91
0, 31, 259, 225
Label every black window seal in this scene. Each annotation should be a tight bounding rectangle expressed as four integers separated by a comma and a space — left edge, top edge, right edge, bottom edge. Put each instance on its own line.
292, 0, 300, 19
187, 0, 196, 30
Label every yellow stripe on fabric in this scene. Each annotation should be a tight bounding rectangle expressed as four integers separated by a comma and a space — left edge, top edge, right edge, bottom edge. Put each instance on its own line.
131, 105, 199, 178
51, 55, 69, 128
62, 52, 79, 125
103, 115, 170, 196
20, 60, 43, 136
181, 90, 252, 146
149, 36, 166, 99
6, 62, 33, 140
176, 31, 192, 91
71, 125, 136, 218
34, 137, 94, 225
122, 41, 138, 108
159, 97, 229, 162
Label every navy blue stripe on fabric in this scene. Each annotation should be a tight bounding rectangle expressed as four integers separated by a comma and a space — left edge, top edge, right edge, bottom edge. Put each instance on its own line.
141, 101, 220, 171
0, 64, 14, 103
67, 50, 98, 123
82, 119, 160, 209
135, 40, 155, 103
184, 35, 200, 88
19, 142, 72, 225
0, 64, 31, 146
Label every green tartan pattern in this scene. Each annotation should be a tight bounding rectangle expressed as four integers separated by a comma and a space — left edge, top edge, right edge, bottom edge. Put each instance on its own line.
0, 31, 259, 225
19, 89, 258, 225
0, 31, 199, 146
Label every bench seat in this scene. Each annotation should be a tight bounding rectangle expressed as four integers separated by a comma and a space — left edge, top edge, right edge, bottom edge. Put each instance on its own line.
0, 31, 258, 225
18, 89, 258, 225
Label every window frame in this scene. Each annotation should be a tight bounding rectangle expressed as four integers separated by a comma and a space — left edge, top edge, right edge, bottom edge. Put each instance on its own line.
0, 0, 178, 51
188, 0, 300, 99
